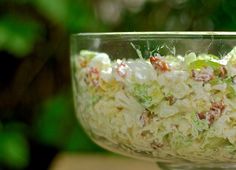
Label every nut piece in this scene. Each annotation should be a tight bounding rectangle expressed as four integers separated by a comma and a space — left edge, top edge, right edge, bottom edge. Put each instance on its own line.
88, 67, 100, 87
116, 62, 128, 78
150, 141, 164, 149
219, 66, 227, 78
165, 95, 176, 105
150, 56, 170, 72
197, 101, 225, 124
197, 112, 206, 120
139, 109, 153, 127
192, 67, 214, 82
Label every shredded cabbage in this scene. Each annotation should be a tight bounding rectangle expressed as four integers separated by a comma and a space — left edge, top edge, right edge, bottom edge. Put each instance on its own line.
74, 47, 236, 163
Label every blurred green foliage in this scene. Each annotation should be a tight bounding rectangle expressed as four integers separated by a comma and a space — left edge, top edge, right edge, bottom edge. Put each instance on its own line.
0, 0, 236, 169
0, 0, 104, 57
0, 15, 42, 56
0, 0, 104, 169
0, 123, 29, 169
33, 0, 101, 32
34, 91, 101, 152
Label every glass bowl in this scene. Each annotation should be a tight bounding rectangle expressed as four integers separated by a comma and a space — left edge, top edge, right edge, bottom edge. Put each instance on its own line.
71, 32, 236, 170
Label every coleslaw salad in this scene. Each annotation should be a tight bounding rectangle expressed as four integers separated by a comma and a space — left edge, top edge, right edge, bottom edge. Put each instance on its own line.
73, 46, 236, 163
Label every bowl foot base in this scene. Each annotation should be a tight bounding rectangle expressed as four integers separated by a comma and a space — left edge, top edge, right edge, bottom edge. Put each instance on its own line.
157, 162, 236, 170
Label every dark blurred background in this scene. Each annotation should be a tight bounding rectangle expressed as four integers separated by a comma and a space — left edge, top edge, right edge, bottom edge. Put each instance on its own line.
0, 0, 236, 169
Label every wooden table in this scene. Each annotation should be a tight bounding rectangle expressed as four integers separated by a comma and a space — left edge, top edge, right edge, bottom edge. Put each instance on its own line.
50, 153, 159, 170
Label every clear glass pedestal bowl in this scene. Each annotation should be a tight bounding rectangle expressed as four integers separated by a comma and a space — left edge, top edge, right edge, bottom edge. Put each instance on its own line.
71, 32, 236, 170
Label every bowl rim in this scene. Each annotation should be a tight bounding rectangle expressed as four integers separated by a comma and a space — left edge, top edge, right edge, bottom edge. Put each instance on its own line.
73, 31, 236, 35
71, 32, 236, 39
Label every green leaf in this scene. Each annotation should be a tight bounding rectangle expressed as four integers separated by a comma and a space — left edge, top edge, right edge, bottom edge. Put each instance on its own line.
170, 132, 192, 149
189, 59, 222, 70
189, 112, 209, 132
0, 131, 29, 169
224, 78, 236, 98
133, 84, 151, 107
203, 137, 230, 149
133, 83, 163, 108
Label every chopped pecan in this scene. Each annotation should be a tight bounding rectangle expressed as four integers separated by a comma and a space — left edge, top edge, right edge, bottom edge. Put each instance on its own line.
88, 67, 100, 87
79, 59, 88, 68
208, 109, 220, 124
151, 141, 164, 149
141, 130, 152, 137
211, 101, 225, 112
116, 62, 128, 78
219, 66, 227, 78
139, 109, 153, 127
165, 96, 176, 105
150, 56, 170, 72
117, 106, 124, 111
197, 112, 206, 120
192, 67, 214, 82
197, 101, 225, 124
